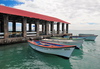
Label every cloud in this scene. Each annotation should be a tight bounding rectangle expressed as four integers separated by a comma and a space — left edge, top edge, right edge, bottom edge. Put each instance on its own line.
13, 0, 100, 30
0, 4, 5, 6
87, 23, 97, 25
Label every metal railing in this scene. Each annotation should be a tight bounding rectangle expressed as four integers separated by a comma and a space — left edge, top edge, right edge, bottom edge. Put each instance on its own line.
0, 32, 4, 38
9, 32, 22, 37
26, 32, 37, 36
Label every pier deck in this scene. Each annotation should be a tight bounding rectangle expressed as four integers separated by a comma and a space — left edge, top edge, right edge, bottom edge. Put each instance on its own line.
0, 33, 72, 45
0, 5, 70, 45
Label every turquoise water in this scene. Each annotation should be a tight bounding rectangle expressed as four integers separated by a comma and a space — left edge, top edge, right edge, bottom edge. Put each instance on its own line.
0, 30, 100, 69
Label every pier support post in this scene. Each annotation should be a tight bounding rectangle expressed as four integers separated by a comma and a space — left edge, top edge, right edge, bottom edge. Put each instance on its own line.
62, 23, 65, 34
51, 22, 54, 36
29, 23, 32, 32
36, 20, 39, 36
57, 22, 60, 34
12, 21, 16, 32
3, 15, 9, 39
0, 21, 1, 32
0, 21, 4, 32
42, 23, 45, 34
45, 21, 49, 35
22, 17, 27, 37
35, 23, 37, 32
66, 24, 68, 33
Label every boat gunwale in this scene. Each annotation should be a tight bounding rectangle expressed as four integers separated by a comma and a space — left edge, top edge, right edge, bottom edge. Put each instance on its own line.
79, 34, 98, 36
28, 40, 76, 48
51, 37, 84, 40
42, 38, 83, 43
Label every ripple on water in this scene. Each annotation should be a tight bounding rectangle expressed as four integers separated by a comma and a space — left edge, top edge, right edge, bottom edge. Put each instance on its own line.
0, 30, 100, 69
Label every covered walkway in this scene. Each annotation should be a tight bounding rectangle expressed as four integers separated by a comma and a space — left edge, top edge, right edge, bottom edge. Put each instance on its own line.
0, 5, 71, 44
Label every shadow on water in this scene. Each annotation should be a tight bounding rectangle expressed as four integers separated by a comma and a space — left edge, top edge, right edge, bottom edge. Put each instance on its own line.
0, 43, 73, 69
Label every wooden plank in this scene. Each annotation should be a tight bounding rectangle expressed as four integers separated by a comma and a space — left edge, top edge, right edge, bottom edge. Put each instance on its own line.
57, 22, 60, 34
36, 20, 39, 36
42, 23, 45, 33
45, 21, 49, 35
22, 17, 27, 37
3, 15, 9, 39
51, 22, 54, 35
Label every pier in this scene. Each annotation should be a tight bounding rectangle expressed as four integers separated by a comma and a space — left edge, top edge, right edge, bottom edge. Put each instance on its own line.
0, 5, 71, 45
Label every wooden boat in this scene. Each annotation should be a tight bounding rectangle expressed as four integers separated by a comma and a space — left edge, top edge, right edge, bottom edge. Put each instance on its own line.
51, 37, 83, 40
72, 34, 98, 41
62, 34, 98, 41
28, 40, 76, 59
79, 34, 95, 36
71, 36, 86, 39
42, 39, 83, 49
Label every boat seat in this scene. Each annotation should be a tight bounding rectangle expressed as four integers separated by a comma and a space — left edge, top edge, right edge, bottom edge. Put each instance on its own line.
44, 45, 50, 46
44, 42, 63, 46
35, 41, 43, 45
51, 44, 63, 46
37, 43, 43, 45
35, 41, 50, 46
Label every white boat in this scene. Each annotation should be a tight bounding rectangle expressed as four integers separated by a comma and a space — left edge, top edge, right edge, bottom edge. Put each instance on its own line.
28, 40, 76, 59
79, 34, 98, 41
63, 34, 98, 41
79, 34, 95, 36
42, 39, 83, 49
51, 36, 84, 40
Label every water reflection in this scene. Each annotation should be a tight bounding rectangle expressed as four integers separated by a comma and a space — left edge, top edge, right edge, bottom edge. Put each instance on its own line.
0, 37, 99, 69
28, 46, 73, 69
71, 49, 84, 60
83, 41, 96, 46
82, 40, 100, 58
0, 43, 73, 69
0, 43, 29, 69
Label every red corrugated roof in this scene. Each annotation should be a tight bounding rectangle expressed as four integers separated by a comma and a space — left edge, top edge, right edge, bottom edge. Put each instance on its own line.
0, 5, 70, 24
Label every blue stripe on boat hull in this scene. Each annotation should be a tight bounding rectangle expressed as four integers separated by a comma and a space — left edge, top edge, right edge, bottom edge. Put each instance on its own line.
28, 42, 75, 58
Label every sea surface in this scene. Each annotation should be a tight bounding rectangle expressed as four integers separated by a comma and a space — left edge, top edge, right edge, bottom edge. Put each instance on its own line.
0, 30, 100, 69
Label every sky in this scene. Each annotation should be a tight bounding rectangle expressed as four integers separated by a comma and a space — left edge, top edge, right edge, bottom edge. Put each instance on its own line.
0, 0, 100, 30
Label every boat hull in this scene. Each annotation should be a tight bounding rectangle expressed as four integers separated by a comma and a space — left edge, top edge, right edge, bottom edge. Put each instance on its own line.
28, 42, 75, 58
42, 39, 83, 49
84, 35, 97, 41
71, 36, 85, 39
62, 41, 83, 49
79, 34, 98, 41
79, 34, 95, 36
72, 35, 98, 41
